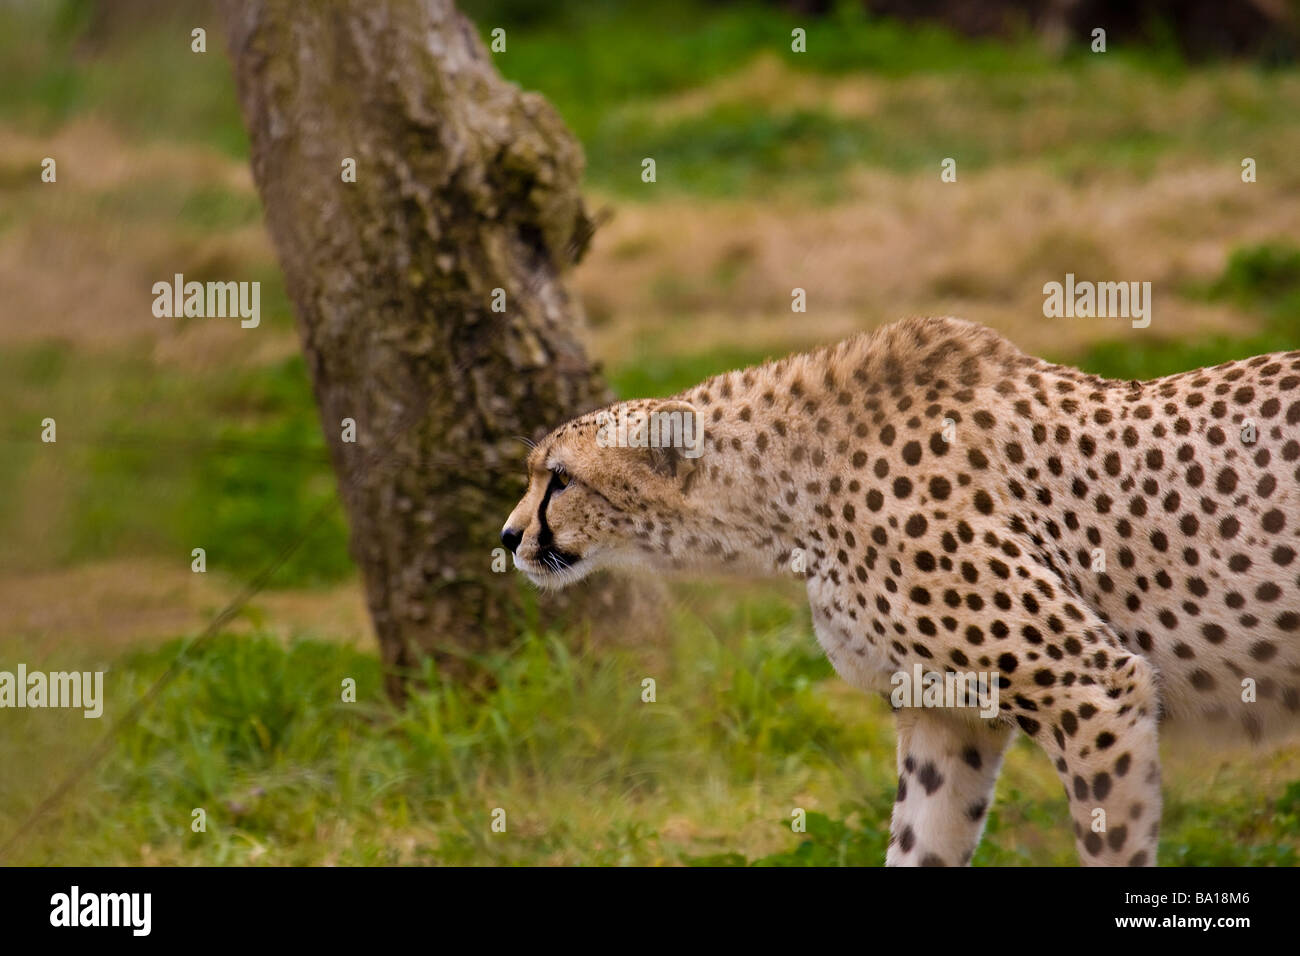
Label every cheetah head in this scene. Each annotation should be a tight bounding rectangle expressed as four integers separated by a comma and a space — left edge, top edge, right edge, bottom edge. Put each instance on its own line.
501, 399, 704, 589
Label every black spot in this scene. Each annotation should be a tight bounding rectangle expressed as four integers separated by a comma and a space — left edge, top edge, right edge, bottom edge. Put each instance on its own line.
1093, 772, 1112, 800
1107, 824, 1129, 851
917, 762, 944, 795
898, 825, 916, 853
1016, 715, 1040, 736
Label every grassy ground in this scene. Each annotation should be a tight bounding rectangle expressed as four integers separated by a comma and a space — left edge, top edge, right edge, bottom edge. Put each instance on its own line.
0, 0, 1297, 864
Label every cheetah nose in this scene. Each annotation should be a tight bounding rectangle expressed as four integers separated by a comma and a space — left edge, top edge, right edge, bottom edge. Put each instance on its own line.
501, 527, 523, 554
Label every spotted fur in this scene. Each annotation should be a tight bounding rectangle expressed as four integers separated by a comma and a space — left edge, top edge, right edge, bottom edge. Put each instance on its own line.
502, 316, 1300, 866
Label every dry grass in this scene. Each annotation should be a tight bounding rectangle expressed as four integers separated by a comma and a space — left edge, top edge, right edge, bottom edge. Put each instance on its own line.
0, 117, 286, 369
578, 159, 1291, 368
0, 559, 375, 656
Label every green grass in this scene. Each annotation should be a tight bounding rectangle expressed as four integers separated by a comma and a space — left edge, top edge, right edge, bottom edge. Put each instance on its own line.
0, 0, 248, 156
89, 180, 263, 231
0, 347, 350, 587
466, 0, 1067, 142
3, 603, 1295, 866
6, 1, 1297, 198
608, 343, 783, 398
464, 1, 1300, 195
583, 67, 1300, 195
0, 593, 891, 865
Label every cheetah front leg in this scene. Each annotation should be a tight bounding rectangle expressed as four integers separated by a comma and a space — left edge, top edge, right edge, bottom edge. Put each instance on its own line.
1025, 657, 1163, 867
886, 709, 1014, 866
997, 582, 1165, 866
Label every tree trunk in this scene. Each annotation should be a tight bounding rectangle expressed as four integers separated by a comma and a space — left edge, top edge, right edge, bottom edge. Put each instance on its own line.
217, 0, 655, 699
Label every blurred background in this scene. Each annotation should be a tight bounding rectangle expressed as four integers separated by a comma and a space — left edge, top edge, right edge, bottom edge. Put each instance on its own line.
1, 0, 1298, 865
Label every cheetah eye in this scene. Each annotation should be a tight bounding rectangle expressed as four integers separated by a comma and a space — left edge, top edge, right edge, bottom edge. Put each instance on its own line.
548, 468, 571, 493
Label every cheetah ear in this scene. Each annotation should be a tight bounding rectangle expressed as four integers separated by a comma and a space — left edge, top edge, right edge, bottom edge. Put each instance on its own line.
643, 400, 703, 486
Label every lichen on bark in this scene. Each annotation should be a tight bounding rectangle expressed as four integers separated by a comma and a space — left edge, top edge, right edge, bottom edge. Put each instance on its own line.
218, 0, 658, 698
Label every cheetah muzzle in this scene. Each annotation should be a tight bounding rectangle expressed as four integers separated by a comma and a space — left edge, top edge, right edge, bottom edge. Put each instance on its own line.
502, 316, 1300, 866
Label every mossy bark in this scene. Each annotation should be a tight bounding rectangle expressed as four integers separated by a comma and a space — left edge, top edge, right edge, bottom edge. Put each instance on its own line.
218, 0, 656, 698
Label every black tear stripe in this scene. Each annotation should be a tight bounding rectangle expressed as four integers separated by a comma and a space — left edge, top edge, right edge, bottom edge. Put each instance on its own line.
536, 477, 557, 549
536, 473, 581, 569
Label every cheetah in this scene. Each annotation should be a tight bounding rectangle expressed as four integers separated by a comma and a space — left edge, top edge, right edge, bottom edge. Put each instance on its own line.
502, 316, 1300, 866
